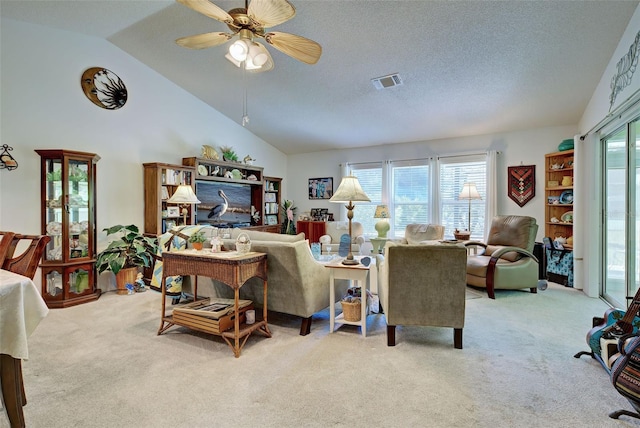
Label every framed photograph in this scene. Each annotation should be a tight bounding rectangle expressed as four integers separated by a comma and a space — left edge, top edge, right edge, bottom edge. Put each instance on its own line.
310, 208, 322, 220
166, 206, 180, 218
308, 177, 333, 200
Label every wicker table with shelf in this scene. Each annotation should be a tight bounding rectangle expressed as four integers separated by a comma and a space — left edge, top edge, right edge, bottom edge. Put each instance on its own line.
157, 250, 270, 357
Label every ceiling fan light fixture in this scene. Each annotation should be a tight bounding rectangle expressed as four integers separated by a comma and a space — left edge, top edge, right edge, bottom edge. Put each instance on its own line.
229, 38, 250, 61
249, 42, 269, 67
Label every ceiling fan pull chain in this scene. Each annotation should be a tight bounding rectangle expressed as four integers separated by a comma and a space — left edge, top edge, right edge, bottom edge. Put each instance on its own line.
242, 64, 249, 127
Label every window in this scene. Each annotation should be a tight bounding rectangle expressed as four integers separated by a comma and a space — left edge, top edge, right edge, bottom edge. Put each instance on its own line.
347, 154, 487, 240
391, 161, 430, 238
438, 156, 487, 241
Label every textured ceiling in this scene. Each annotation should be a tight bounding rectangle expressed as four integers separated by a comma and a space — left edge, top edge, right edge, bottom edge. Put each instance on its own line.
2, 0, 638, 155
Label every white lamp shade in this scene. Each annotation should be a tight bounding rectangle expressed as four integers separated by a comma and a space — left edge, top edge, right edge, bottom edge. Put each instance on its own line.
329, 176, 371, 203
458, 183, 482, 200
167, 185, 201, 204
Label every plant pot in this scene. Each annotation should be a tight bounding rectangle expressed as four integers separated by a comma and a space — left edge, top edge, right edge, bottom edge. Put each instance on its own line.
115, 267, 138, 295
192, 242, 203, 251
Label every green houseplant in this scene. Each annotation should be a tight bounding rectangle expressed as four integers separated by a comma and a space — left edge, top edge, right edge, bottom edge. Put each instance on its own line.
189, 231, 206, 250
96, 225, 158, 294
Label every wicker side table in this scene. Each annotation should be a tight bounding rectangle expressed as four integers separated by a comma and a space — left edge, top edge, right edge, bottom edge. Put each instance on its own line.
157, 250, 270, 357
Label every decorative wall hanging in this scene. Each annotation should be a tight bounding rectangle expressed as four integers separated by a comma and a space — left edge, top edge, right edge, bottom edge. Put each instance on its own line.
81, 67, 128, 110
610, 29, 640, 111
0, 144, 18, 171
508, 165, 535, 207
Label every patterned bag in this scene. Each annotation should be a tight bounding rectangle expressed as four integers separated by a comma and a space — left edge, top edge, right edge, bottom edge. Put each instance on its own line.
610, 334, 640, 408
545, 248, 574, 287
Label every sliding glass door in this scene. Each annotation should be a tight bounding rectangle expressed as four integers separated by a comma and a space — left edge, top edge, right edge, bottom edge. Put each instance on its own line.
602, 119, 639, 308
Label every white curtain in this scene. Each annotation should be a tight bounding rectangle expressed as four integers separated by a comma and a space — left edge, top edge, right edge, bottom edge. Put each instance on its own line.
484, 150, 498, 240
572, 134, 583, 291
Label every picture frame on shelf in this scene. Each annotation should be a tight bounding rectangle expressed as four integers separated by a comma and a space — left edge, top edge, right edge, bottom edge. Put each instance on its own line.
308, 177, 333, 200
166, 206, 180, 218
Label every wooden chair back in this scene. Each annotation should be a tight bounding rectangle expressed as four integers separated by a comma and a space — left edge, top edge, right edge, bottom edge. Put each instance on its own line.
3, 234, 51, 280
0, 231, 16, 268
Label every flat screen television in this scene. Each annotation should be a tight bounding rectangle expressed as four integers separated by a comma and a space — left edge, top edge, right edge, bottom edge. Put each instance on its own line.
194, 180, 252, 227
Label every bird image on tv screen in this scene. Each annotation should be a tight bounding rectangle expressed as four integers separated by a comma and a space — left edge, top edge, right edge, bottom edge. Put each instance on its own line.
194, 181, 251, 227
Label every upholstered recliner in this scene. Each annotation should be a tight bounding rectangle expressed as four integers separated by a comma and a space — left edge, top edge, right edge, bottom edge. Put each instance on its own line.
319, 221, 365, 255
465, 215, 539, 299
377, 241, 467, 348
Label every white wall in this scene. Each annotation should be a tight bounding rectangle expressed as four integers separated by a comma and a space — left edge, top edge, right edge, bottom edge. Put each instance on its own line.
577, 5, 640, 297
0, 19, 286, 289
287, 125, 577, 242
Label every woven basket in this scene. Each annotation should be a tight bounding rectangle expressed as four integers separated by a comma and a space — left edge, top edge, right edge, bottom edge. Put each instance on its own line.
236, 232, 252, 254
341, 299, 361, 322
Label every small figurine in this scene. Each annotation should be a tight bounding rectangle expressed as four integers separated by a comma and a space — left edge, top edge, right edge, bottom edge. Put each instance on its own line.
134, 272, 147, 292
243, 155, 255, 165
224, 170, 233, 179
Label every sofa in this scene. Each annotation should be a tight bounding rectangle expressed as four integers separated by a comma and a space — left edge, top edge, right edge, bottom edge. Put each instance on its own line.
377, 240, 467, 348
399, 223, 445, 244
151, 225, 349, 335
319, 221, 365, 255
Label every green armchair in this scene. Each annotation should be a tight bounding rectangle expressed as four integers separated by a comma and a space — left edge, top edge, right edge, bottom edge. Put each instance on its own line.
465, 215, 539, 299
377, 241, 467, 348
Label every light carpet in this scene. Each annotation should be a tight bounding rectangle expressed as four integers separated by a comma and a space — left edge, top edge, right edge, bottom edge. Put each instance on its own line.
2, 283, 639, 428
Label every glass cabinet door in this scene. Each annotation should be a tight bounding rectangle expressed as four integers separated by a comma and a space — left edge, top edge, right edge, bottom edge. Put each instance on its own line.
44, 158, 64, 262
66, 158, 91, 260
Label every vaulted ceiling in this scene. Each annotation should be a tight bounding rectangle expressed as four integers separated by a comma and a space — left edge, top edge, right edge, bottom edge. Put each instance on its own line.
2, 1, 637, 154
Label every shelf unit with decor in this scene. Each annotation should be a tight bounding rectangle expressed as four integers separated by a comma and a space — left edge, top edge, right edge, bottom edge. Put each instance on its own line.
143, 162, 196, 235
544, 149, 574, 249
264, 176, 282, 229
36, 149, 101, 308
182, 157, 265, 228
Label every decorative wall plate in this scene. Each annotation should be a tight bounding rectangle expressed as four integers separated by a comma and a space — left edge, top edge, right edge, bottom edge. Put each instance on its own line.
559, 190, 573, 204
81, 67, 127, 110
561, 211, 573, 223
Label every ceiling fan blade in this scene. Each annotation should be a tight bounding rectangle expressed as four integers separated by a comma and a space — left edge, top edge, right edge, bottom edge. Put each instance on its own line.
248, 0, 296, 28
264, 32, 322, 65
176, 0, 236, 26
176, 32, 233, 49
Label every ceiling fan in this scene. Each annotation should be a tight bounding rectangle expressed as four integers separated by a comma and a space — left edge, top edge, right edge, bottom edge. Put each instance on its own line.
175, 0, 322, 72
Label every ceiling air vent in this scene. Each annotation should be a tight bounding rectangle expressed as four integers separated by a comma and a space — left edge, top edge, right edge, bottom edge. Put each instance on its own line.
371, 73, 403, 90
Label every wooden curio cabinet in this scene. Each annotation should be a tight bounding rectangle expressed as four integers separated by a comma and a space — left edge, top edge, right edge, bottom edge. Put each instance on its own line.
36, 149, 101, 308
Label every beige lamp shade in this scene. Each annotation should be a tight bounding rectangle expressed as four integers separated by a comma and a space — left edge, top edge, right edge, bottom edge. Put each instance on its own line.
167, 185, 201, 204
458, 183, 482, 201
329, 176, 371, 203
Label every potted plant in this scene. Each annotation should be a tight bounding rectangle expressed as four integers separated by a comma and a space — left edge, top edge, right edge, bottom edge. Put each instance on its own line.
189, 231, 206, 250
96, 224, 158, 295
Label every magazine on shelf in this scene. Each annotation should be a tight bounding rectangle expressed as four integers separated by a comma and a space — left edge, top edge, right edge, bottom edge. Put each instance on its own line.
173, 298, 252, 319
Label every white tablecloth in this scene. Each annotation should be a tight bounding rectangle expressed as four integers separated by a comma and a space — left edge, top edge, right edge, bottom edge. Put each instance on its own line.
0, 269, 48, 359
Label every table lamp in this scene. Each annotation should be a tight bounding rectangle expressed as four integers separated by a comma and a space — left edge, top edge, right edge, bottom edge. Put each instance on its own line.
167, 185, 201, 226
329, 176, 371, 265
374, 204, 390, 238
458, 182, 482, 233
